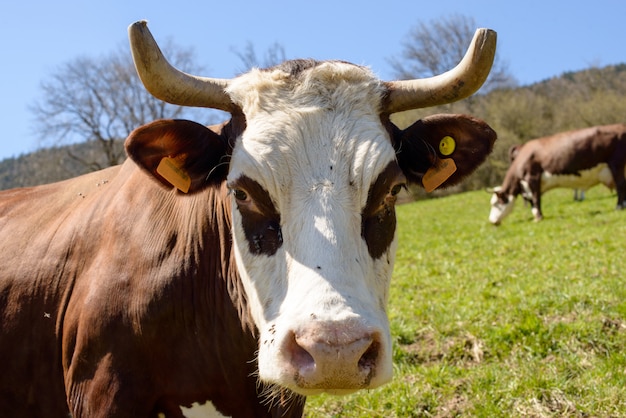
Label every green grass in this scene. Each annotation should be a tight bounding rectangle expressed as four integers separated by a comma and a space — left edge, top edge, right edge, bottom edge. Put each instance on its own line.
305, 187, 626, 417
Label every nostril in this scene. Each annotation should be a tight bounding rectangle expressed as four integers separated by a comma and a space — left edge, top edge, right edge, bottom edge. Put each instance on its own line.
286, 331, 315, 373
358, 340, 380, 371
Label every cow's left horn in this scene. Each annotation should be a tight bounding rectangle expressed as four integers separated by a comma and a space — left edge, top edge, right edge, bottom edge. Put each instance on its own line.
385, 28, 497, 114
128, 21, 236, 113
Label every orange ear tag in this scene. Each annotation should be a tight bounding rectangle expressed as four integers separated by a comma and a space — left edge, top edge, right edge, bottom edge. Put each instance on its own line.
156, 157, 191, 193
422, 158, 457, 192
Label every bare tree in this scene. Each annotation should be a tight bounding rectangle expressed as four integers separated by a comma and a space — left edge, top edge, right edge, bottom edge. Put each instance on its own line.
389, 14, 516, 93
31, 40, 206, 171
231, 41, 287, 71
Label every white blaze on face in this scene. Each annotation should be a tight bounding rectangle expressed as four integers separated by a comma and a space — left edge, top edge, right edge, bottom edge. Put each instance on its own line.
225, 62, 399, 394
489, 188, 516, 225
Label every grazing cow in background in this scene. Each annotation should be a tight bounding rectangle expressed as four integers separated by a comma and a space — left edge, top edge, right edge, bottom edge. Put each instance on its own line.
0, 21, 497, 417
508, 143, 615, 202
489, 124, 626, 225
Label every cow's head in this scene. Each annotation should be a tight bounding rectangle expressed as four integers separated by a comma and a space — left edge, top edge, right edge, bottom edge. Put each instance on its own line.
125, 21, 497, 396
489, 187, 517, 225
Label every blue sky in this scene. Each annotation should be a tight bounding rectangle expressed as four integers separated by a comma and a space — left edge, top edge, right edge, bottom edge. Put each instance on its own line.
1, 0, 625, 161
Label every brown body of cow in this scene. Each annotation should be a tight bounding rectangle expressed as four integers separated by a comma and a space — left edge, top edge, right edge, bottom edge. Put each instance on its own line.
0, 163, 288, 417
489, 124, 626, 224
0, 22, 497, 417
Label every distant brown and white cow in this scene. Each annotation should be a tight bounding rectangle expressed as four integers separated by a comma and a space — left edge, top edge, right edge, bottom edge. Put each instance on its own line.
508, 143, 615, 202
489, 124, 626, 225
0, 21, 496, 417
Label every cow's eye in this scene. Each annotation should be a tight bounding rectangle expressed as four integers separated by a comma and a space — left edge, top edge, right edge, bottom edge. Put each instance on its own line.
390, 183, 406, 197
232, 189, 248, 202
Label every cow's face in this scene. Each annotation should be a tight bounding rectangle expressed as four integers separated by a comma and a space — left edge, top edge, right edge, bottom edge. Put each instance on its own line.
225, 63, 399, 394
489, 187, 516, 225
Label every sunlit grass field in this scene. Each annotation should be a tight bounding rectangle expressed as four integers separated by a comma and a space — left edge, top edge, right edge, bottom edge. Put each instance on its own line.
305, 186, 626, 417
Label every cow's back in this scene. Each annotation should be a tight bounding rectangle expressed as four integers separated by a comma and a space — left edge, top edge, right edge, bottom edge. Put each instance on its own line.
537, 124, 626, 174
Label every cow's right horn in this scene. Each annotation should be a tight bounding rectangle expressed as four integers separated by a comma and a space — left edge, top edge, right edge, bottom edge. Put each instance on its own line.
128, 21, 236, 113
385, 28, 497, 114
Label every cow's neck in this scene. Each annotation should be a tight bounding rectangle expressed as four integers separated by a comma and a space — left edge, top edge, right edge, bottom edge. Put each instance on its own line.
174, 180, 304, 414
158, 179, 256, 335
500, 168, 522, 197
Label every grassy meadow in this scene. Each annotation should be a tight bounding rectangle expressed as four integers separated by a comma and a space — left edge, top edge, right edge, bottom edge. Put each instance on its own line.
304, 186, 626, 417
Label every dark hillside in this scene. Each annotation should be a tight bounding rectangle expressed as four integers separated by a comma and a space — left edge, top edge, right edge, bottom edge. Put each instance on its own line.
0, 141, 123, 190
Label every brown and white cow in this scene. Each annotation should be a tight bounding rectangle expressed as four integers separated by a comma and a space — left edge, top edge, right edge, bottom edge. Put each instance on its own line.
508, 143, 615, 202
489, 124, 626, 225
0, 21, 497, 417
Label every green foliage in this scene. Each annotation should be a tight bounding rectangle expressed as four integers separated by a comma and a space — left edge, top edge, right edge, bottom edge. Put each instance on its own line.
305, 187, 626, 417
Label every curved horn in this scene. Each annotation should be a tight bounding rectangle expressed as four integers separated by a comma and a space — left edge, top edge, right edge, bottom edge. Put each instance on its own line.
128, 21, 236, 112
385, 28, 497, 114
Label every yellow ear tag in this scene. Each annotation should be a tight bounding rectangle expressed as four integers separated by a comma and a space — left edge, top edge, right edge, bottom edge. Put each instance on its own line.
156, 157, 191, 193
439, 136, 456, 156
422, 158, 457, 192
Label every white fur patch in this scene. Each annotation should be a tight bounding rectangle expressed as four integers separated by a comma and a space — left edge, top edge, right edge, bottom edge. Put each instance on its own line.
225, 61, 395, 393
541, 163, 611, 192
157, 402, 227, 418
181, 402, 228, 418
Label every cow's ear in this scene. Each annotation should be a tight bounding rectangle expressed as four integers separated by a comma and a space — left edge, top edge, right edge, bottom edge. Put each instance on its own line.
394, 114, 497, 191
125, 119, 230, 193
